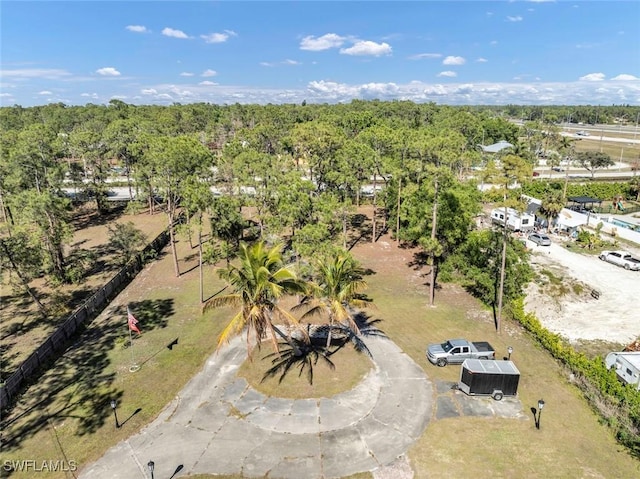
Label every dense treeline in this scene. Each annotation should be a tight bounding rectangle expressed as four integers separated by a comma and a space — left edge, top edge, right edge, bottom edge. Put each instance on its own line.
490, 104, 640, 125
0, 100, 524, 295
0, 99, 637, 303
1, 100, 638, 454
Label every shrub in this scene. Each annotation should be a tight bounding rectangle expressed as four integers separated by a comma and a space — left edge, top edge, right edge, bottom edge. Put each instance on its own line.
510, 298, 640, 457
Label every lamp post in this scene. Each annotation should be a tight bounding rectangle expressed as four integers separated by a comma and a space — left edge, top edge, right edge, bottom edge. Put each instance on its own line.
507, 346, 513, 361
110, 400, 120, 429
536, 399, 545, 429
147, 461, 155, 479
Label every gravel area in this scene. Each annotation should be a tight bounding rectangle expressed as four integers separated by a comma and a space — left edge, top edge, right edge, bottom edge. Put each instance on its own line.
523, 236, 640, 344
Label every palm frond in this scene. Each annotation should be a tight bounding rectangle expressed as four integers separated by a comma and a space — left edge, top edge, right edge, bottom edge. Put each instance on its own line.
216, 310, 247, 349
202, 293, 242, 313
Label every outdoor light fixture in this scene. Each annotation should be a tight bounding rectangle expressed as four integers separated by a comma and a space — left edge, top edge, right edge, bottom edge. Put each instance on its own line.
507, 346, 513, 360
147, 461, 155, 479
110, 399, 120, 429
536, 399, 545, 429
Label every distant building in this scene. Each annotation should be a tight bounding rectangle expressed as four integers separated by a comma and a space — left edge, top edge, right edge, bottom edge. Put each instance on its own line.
478, 141, 514, 154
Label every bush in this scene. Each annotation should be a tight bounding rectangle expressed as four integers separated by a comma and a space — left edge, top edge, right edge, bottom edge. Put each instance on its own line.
522, 181, 634, 201
510, 298, 640, 457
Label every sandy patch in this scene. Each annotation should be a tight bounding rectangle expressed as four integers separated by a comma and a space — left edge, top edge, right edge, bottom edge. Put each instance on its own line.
523, 237, 640, 344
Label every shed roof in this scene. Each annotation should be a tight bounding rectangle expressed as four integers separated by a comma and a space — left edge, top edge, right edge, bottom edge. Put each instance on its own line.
479, 140, 514, 154
557, 208, 587, 227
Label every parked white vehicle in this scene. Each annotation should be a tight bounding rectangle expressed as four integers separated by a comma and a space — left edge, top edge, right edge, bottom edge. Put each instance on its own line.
598, 251, 640, 271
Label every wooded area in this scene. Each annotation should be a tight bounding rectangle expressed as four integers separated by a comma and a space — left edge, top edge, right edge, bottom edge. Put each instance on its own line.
0, 101, 637, 316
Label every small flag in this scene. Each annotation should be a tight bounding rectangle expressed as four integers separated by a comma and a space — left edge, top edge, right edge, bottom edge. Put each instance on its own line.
127, 306, 141, 334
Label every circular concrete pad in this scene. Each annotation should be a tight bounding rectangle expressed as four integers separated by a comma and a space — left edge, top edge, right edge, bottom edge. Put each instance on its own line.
80, 336, 433, 479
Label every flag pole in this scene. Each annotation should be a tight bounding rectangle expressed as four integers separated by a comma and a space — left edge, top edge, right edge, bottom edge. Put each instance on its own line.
128, 306, 140, 372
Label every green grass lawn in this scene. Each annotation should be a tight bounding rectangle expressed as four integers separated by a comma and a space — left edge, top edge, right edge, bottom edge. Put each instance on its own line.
2, 234, 639, 478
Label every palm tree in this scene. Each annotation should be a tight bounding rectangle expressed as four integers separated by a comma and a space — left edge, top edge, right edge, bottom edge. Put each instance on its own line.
539, 191, 565, 230
202, 241, 308, 355
298, 252, 372, 348
558, 136, 575, 199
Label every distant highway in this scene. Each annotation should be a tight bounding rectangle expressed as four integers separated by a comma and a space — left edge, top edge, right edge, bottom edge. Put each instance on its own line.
560, 131, 640, 145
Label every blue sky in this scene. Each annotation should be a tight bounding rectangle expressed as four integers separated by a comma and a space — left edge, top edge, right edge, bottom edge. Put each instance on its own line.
1, 1, 639, 107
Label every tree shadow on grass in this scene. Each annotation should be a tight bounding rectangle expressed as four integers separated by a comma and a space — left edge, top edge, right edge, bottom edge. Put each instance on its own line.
408, 250, 429, 270
0, 297, 174, 451
261, 313, 386, 385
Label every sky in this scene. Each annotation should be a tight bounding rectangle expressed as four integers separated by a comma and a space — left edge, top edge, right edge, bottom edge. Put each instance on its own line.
1, 1, 639, 107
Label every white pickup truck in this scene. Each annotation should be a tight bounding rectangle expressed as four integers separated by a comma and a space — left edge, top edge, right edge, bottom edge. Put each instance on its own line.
599, 251, 640, 271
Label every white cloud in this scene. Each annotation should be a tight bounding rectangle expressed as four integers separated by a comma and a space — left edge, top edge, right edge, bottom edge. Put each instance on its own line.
260, 62, 274, 67
162, 27, 190, 39
0, 68, 71, 79
201, 69, 217, 77
443, 56, 466, 66
409, 53, 442, 60
340, 41, 392, 57
283, 59, 300, 65
38, 90, 52, 95
611, 74, 638, 81
0, 93, 12, 97
180, 72, 194, 77
579, 72, 606, 81
201, 30, 237, 44
80, 93, 99, 98
96, 67, 121, 76
490, 40, 498, 45
507, 16, 523, 22
61, 77, 639, 108
199, 81, 217, 86
300, 33, 345, 51
476, 57, 488, 63
438, 71, 457, 78
126, 25, 149, 33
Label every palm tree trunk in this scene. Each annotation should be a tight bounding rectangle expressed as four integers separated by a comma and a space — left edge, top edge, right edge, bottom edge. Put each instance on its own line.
326, 319, 334, 349
0, 239, 47, 317
168, 198, 180, 277
198, 224, 204, 304
396, 176, 402, 244
429, 178, 438, 306
342, 208, 347, 249
371, 172, 377, 243
496, 199, 508, 334
271, 323, 303, 356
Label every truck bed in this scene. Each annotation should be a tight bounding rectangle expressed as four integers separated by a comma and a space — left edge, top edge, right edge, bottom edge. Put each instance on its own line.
472, 341, 494, 353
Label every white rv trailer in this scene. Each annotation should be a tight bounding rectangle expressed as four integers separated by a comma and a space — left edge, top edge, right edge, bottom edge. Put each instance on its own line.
490, 207, 535, 232
605, 352, 640, 390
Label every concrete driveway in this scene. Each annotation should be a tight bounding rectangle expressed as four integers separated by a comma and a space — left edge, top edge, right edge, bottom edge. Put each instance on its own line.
79, 336, 433, 479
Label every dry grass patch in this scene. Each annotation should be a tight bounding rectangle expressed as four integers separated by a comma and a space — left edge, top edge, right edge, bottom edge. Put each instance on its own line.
237, 343, 374, 399
574, 137, 640, 164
